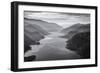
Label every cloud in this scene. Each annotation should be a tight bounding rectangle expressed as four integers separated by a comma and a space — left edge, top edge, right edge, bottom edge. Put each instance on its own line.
24, 11, 70, 19
24, 11, 90, 28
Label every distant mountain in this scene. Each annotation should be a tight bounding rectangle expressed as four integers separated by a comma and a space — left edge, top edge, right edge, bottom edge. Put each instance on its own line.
61, 23, 90, 39
25, 23, 48, 35
61, 23, 89, 33
24, 18, 62, 32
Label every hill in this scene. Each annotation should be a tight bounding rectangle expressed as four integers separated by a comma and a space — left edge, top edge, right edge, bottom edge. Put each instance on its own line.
24, 18, 62, 32
24, 18, 51, 53
66, 32, 90, 58
61, 23, 90, 39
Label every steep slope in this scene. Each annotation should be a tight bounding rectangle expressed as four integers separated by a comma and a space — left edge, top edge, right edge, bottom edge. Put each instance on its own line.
24, 18, 62, 32
24, 34, 36, 53
24, 21, 49, 35
61, 23, 83, 33
66, 32, 90, 58
61, 23, 90, 39
24, 19, 50, 53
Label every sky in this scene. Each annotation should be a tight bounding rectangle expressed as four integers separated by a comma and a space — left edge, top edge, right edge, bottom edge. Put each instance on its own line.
24, 11, 90, 28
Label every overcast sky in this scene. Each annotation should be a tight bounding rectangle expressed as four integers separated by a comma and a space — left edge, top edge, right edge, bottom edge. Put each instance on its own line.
24, 11, 90, 28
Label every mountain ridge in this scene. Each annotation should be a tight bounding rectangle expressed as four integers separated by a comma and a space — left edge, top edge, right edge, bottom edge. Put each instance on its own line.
24, 18, 62, 32
61, 23, 90, 39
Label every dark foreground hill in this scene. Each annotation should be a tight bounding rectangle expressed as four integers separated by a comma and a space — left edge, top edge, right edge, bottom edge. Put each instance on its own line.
66, 32, 90, 58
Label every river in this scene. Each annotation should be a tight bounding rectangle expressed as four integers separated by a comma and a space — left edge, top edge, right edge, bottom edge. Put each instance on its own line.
24, 32, 80, 61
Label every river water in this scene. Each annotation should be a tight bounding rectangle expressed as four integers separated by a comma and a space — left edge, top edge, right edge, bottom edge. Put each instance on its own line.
24, 32, 80, 61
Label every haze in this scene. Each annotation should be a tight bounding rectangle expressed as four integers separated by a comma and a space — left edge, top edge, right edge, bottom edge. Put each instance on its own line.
24, 11, 90, 28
